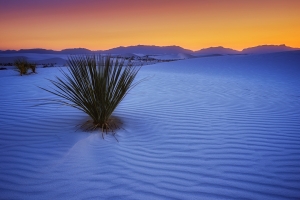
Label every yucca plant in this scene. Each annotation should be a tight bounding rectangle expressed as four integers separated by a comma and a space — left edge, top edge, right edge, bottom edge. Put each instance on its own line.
41, 55, 143, 138
14, 58, 37, 75
29, 63, 37, 73
14, 58, 29, 76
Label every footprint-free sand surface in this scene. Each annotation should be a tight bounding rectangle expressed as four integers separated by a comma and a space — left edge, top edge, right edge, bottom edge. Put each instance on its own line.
0, 51, 300, 199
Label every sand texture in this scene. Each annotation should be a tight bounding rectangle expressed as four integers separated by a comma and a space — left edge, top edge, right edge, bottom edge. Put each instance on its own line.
0, 51, 300, 199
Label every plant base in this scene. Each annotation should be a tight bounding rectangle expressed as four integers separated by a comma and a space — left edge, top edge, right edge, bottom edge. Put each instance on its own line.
78, 116, 123, 141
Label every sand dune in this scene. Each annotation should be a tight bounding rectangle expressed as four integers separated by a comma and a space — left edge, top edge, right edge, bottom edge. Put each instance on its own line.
0, 56, 27, 64
35, 57, 67, 65
0, 54, 68, 68
149, 53, 196, 60
0, 52, 299, 199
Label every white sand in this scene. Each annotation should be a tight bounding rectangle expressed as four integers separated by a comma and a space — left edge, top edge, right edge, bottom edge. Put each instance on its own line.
0, 51, 299, 199
149, 53, 196, 60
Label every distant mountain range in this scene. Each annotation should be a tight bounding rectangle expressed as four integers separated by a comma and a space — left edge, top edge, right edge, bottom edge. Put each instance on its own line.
242, 44, 297, 54
194, 46, 240, 55
103, 45, 193, 55
0, 48, 94, 55
0, 44, 298, 55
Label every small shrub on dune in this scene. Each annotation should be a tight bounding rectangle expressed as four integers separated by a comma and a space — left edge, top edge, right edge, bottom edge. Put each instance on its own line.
41, 55, 143, 139
14, 58, 29, 76
29, 63, 37, 73
14, 58, 37, 75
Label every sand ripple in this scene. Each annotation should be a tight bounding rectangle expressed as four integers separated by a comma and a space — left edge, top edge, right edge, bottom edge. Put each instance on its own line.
0, 53, 300, 199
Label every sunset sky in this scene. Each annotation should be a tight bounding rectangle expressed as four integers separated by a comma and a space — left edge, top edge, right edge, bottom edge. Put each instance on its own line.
0, 0, 299, 51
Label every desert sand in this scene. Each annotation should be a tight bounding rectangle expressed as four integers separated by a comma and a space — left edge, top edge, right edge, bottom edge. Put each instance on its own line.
0, 51, 299, 199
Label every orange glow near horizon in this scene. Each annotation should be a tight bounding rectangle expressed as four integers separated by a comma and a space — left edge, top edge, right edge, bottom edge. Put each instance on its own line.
0, 0, 300, 51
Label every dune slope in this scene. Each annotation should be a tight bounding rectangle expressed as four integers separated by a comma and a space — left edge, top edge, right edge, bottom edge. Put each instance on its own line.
0, 51, 299, 199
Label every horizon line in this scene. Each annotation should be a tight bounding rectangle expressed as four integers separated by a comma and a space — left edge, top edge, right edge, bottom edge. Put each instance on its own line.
0, 43, 299, 52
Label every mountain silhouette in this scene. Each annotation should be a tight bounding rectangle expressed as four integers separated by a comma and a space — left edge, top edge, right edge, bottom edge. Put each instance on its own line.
60, 48, 93, 54
103, 45, 193, 55
0, 44, 298, 55
194, 46, 240, 55
241, 44, 297, 54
